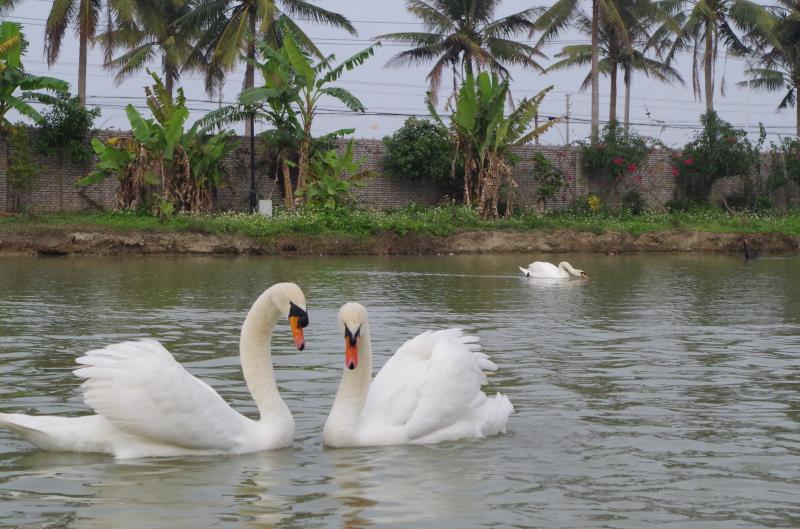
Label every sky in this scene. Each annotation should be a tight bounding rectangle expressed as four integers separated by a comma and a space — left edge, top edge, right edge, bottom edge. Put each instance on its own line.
6, 0, 797, 147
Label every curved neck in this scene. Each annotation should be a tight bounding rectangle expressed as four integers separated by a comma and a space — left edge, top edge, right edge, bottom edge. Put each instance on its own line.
328, 321, 373, 433
559, 262, 579, 277
240, 289, 288, 422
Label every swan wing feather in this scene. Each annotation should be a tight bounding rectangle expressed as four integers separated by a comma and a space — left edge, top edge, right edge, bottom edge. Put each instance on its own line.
74, 339, 246, 450
361, 330, 492, 440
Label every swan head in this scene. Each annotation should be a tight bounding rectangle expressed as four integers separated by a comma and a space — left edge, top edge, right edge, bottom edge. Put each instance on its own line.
338, 302, 367, 371
269, 282, 309, 350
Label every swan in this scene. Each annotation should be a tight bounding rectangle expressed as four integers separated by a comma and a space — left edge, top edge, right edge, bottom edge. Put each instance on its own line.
519, 261, 588, 279
323, 302, 513, 448
0, 282, 309, 459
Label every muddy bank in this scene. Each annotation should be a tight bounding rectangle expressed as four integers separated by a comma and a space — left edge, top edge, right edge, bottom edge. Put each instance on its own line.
1, 227, 799, 256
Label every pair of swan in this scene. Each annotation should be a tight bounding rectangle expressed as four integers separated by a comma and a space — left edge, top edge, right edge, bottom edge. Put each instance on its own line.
519, 261, 588, 279
0, 283, 512, 458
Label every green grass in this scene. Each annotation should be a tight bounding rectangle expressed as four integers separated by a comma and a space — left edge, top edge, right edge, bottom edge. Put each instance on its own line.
2, 205, 800, 239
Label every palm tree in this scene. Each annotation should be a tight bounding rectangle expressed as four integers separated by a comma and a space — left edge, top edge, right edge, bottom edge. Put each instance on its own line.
738, 0, 800, 135
45, 0, 116, 106
376, 0, 545, 103
182, 0, 355, 137
98, 0, 196, 98
665, 0, 775, 113
547, 6, 683, 128
534, 0, 629, 139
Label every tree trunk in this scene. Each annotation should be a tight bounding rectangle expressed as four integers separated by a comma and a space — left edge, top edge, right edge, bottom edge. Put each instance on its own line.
281, 156, 293, 208
165, 70, 174, 99
297, 119, 312, 197
244, 9, 256, 137
78, 10, 88, 106
796, 93, 799, 136
590, 0, 600, 140
624, 67, 631, 131
704, 25, 714, 114
609, 61, 618, 124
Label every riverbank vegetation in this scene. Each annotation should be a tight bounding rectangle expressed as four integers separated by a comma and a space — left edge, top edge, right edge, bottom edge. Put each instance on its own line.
3, 206, 799, 239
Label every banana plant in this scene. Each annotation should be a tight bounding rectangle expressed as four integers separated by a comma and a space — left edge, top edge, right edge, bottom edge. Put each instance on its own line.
428, 71, 557, 218
0, 22, 68, 130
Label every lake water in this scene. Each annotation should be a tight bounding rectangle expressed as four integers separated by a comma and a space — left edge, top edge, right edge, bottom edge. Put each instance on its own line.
0, 254, 799, 529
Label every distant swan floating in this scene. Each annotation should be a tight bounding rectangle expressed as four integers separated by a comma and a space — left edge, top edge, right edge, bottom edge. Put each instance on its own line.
0, 283, 309, 459
519, 261, 588, 279
322, 302, 513, 448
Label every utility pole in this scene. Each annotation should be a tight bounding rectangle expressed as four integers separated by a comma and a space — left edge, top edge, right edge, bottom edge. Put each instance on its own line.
534, 113, 539, 145
249, 112, 256, 212
565, 94, 571, 145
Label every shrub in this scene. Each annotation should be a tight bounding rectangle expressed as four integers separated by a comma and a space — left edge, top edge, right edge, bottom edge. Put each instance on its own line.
35, 94, 101, 162
622, 189, 646, 215
768, 137, 800, 189
531, 152, 566, 207
382, 117, 459, 193
298, 140, 367, 210
6, 124, 37, 191
672, 112, 760, 204
580, 123, 650, 183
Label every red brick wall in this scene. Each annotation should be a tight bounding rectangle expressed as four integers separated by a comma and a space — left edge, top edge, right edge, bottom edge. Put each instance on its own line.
2, 129, 798, 213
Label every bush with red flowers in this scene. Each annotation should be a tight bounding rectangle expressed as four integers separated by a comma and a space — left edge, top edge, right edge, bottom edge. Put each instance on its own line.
671, 112, 761, 204
581, 123, 650, 183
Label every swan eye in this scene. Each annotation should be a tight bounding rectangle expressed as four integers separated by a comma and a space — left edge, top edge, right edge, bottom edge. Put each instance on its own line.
289, 302, 309, 328
344, 326, 360, 346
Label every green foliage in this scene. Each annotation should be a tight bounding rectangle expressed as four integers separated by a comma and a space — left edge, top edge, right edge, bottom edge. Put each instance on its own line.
768, 137, 800, 188
382, 117, 458, 192
298, 141, 367, 210
6, 123, 36, 191
531, 152, 566, 207
622, 189, 646, 215
0, 22, 68, 130
581, 123, 650, 182
35, 93, 100, 162
672, 112, 760, 204
79, 72, 237, 214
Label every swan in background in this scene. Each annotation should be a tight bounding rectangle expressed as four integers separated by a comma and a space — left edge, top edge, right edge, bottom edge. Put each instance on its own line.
519, 261, 588, 279
323, 302, 513, 448
0, 283, 309, 459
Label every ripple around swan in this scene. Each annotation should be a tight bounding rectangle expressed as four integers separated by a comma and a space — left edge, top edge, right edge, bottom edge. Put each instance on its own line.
1, 254, 799, 529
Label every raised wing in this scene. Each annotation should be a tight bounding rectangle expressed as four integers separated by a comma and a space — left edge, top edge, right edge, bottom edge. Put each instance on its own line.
361, 329, 494, 440
74, 340, 248, 450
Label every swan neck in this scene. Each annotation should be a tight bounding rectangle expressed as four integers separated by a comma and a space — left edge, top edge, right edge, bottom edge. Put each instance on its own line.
560, 262, 579, 277
240, 290, 288, 421
328, 321, 373, 432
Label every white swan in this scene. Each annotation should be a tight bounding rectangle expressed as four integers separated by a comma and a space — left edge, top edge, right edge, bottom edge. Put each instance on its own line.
519, 261, 588, 279
323, 302, 513, 448
0, 282, 309, 459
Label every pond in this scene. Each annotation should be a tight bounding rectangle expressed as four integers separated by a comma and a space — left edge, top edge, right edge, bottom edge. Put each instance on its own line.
1, 254, 799, 529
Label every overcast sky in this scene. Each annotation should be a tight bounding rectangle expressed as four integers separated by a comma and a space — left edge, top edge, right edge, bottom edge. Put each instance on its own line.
7, 0, 796, 146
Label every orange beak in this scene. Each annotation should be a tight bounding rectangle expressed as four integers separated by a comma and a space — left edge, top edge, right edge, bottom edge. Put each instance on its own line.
345, 337, 358, 370
289, 316, 305, 350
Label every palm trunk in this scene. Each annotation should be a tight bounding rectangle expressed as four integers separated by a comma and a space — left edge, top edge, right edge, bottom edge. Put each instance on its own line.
590, 0, 600, 140
609, 61, 618, 124
796, 93, 799, 136
78, 16, 88, 106
704, 26, 714, 114
165, 70, 174, 99
624, 67, 631, 131
244, 9, 256, 137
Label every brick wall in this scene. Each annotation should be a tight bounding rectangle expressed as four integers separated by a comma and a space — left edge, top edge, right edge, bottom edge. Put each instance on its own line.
2, 129, 798, 213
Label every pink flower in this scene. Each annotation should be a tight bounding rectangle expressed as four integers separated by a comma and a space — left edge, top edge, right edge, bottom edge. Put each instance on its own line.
612, 157, 624, 165
672, 167, 680, 177
684, 158, 694, 166
626, 163, 638, 173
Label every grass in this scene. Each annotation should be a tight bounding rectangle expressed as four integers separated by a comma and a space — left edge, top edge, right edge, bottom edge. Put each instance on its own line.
2, 204, 800, 239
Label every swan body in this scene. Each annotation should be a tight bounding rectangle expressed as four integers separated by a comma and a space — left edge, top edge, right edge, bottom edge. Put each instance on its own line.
519, 261, 587, 279
323, 303, 513, 448
0, 283, 309, 459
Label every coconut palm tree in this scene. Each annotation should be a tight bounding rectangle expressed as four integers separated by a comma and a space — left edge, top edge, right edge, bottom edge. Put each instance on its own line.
738, 0, 800, 135
534, 0, 629, 139
98, 0, 197, 98
547, 5, 683, 128
182, 0, 355, 123
665, 0, 775, 113
376, 0, 545, 103
45, 0, 118, 106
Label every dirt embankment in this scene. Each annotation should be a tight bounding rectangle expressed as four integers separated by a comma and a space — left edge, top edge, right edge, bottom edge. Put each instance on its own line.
1, 228, 799, 256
